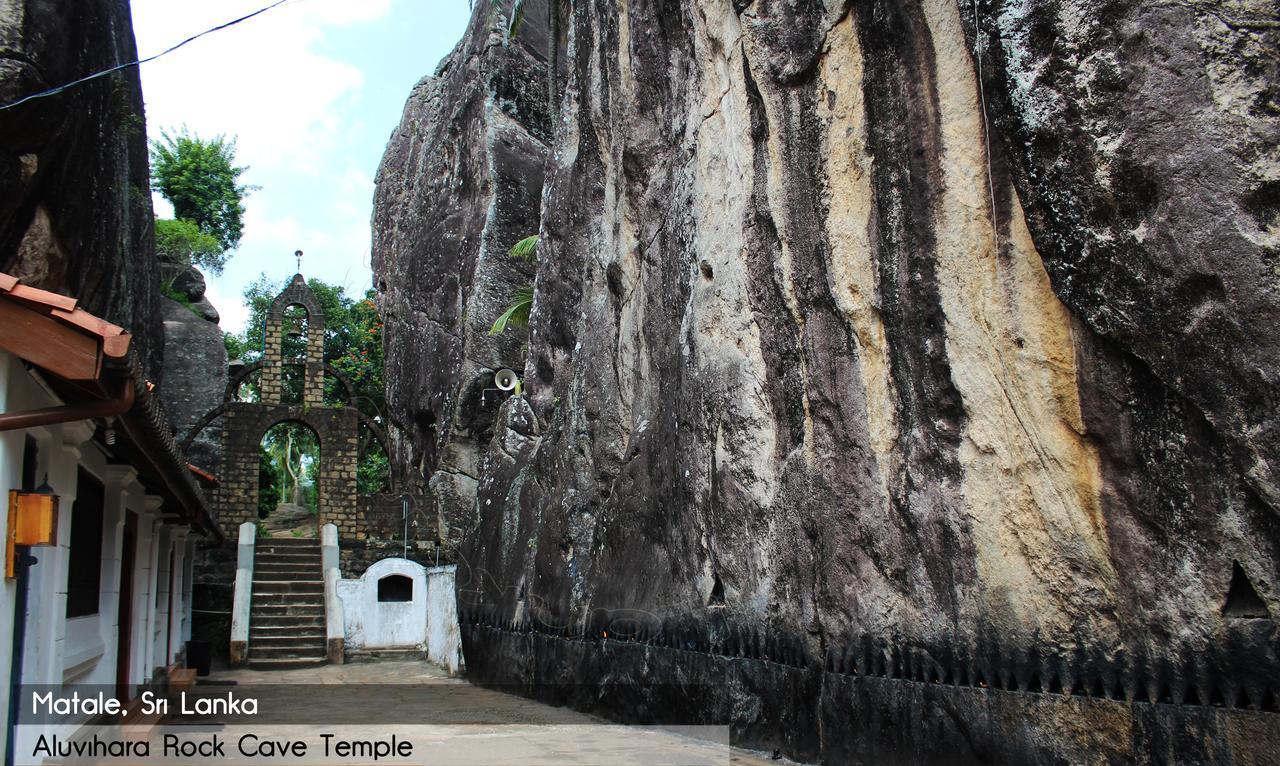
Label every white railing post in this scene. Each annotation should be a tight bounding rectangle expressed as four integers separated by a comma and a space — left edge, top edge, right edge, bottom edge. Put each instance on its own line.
321, 523, 344, 664
229, 522, 256, 665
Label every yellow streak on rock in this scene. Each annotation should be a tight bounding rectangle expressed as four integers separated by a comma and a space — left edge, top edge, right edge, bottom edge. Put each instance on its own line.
921, 0, 1117, 640
686, 5, 782, 515
817, 15, 899, 504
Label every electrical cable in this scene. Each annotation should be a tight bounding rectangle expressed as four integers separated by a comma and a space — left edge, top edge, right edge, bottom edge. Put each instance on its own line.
0, 0, 297, 112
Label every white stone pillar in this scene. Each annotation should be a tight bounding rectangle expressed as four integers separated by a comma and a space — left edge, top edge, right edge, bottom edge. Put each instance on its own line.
152, 525, 172, 672
168, 529, 189, 665
132, 497, 162, 688
182, 538, 195, 645
25, 421, 93, 687
98, 466, 136, 687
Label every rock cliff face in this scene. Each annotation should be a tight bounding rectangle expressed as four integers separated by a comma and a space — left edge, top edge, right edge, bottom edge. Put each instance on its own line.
0, 0, 163, 373
373, 0, 551, 543
158, 295, 226, 471
375, 0, 1279, 760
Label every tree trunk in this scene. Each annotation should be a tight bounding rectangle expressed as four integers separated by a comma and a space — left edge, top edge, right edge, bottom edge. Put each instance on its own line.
284, 430, 300, 505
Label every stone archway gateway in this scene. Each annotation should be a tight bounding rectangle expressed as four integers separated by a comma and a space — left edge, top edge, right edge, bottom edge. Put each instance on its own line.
193, 274, 363, 536
257, 419, 322, 536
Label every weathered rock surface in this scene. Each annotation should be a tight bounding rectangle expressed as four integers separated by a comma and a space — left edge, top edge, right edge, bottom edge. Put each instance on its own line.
372, 0, 551, 543
158, 296, 226, 471
375, 0, 1280, 760
0, 0, 163, 374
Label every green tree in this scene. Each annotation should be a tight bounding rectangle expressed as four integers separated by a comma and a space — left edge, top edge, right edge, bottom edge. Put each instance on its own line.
257, 446, 282, 518
150, 129, 249, 252
490, 234, 538, 335
154, 218, 227, 275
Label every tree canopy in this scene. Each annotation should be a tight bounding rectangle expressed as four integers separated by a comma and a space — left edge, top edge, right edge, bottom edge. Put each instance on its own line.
151, 129, 249, 253
154, 218, 227, 275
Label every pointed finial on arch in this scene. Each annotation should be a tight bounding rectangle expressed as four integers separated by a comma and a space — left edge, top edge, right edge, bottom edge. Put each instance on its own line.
294, 249, 303, 276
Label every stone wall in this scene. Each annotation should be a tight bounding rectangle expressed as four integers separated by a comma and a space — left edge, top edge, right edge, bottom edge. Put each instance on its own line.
338, 493, 441, 578
461, 622, 1279, 764
210, 402, 359, 532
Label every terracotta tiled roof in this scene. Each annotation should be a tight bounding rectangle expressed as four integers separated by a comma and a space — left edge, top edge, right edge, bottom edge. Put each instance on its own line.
0, 271, 223, 543
0, 272, 131, 358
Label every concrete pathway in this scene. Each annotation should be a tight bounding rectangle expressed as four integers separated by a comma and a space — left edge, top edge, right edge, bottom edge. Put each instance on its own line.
166, 660, 801, 765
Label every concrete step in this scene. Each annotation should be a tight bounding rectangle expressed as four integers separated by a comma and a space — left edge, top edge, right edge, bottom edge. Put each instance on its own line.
250, 555, 318, 566
250, 645, 328, 660
250, 613, 324, 629
251, 595, 323, 609
345, 648, 428, 664
250, 633, 325, 648
252, 580, 322, 594
252, 603, 324, 616
255, 563, 320, 577
251, 625, 325, 638
254, 552, 321, 563
247, 657, 328, 671
256, 537, 319, 545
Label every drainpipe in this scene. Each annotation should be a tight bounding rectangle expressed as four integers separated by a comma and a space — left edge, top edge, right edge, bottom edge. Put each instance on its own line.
4, 547, 36, 766
0, 378, 134, 432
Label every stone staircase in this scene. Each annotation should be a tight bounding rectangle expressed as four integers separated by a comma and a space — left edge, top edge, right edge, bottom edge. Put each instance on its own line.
249, 538, 327, 670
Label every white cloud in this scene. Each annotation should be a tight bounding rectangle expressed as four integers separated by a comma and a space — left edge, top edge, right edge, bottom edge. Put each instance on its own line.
132, 0, 372, 176
131, 0, 397, 316
200, 271, 251, 335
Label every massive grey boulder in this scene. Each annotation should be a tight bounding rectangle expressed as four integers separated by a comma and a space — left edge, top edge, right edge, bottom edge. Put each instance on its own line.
375, 0, 1279, 760
158, 297, 226, 472
0, 0, 163, 374
372, 1, 551, 543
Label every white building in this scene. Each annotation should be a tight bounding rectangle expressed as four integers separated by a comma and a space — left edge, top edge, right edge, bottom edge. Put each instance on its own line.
0, 272, 222, 760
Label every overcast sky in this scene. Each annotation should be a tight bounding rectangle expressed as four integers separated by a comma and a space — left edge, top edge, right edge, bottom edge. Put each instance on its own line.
131, 0, 471, 333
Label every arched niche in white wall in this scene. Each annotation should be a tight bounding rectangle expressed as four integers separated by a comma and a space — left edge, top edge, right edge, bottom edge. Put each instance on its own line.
336, 558, 427, 649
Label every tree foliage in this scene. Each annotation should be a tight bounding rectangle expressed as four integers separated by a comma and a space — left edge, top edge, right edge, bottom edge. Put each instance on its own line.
154, 218, 227, 274
150, 129, 249, 252
260, 422, 319, 515
489, 286, 535, 335
490, 234, 538, 335
257, 446, 282, 518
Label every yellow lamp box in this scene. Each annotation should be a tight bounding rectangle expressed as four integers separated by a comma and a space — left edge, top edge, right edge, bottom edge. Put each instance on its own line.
7, 485, 59, 580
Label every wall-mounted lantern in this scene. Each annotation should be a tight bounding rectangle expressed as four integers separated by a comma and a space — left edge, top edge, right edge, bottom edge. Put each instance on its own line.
7, 478, 59, 580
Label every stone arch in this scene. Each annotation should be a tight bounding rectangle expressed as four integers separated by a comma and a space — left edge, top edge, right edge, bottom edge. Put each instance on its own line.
224, 360, 264, 402
357, 412, 393, 489
181, 403, 230, 454
256, 418, 322, 532
268, 274, 324, 329
261, 274, 326, 406
209, 401, 361, 534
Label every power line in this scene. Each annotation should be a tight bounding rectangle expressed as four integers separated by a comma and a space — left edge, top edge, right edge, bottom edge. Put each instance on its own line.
0, 0, 297, 112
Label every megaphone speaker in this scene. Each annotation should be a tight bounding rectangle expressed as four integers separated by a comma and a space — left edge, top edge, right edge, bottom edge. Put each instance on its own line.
495, 369, 520, 392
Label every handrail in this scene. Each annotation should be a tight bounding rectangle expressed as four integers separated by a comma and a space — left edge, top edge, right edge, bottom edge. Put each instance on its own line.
229, 522, 255, 665
321, 523, 344, 664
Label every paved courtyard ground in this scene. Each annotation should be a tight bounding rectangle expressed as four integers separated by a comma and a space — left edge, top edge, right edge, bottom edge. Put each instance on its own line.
167, 660, 799, 765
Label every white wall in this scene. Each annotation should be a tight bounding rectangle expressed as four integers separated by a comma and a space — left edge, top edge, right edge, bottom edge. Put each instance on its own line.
337, 558, 428, 649
335, 559, 462, 674
425, 565, 462, 675
0, 353, 194, 760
